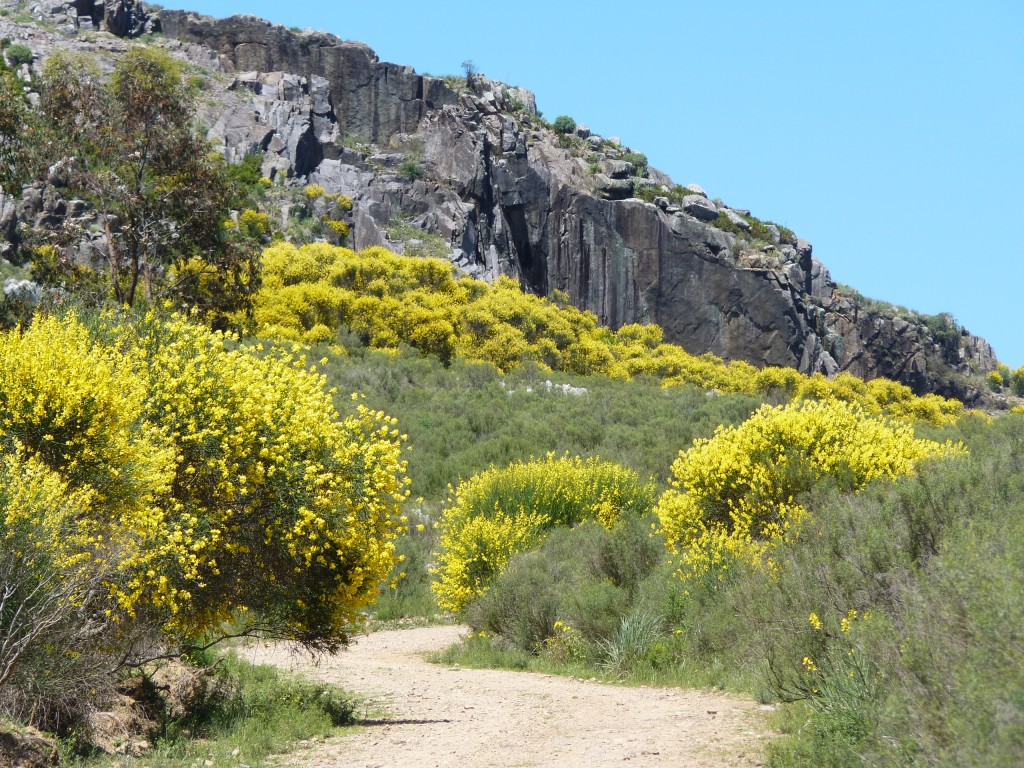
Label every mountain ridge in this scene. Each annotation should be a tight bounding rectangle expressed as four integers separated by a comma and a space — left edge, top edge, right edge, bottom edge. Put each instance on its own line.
0, 0, 1001, 404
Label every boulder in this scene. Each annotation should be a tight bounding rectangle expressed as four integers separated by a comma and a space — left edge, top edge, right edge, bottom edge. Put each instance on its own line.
103, 0, 154, 37
594, 174, 634, 200
682, 194, 719, 221
720, 208, 750, 231
602, 159, 634, 179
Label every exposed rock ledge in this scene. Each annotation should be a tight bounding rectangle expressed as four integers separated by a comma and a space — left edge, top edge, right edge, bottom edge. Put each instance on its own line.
0, 1, 999, 402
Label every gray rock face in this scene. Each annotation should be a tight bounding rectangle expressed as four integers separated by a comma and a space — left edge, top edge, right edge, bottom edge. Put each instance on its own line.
682, 195, 719, 222
0, 4, 1001, 403
103, 0, 151, 37
156, 10, 458, 143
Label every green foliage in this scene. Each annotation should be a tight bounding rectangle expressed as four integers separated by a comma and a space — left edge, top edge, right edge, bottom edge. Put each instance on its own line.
0, 68, 36, 192
398, 157, 423, 180
20, 48, 249, 311
4, 43, 31, 67
552, 115, 577, 135
713, 210, 796, 248
383, 220, 448, 260
226, 152, 266, 197
465, 516, 663, 656
619, 151, 648, 176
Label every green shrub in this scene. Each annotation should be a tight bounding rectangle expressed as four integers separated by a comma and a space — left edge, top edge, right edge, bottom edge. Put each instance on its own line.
619, 151, 648, 176
227, 151, 265, 192
465, 516, 663, 655
552, 115, 577, 135
5, 44, 31, 67
399, 157, 423, 180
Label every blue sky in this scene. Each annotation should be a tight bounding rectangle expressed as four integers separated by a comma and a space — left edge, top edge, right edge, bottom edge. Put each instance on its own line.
169, 1, 1024, 366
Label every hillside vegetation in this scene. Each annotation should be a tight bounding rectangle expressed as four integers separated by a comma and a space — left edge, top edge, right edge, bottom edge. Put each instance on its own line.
252, 242, 964, 426
0, 26, 1020, 768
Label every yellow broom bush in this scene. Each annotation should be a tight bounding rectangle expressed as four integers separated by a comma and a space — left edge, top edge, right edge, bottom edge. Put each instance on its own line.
0, 311, 409, 651
432, 454, 655, 612
250, 243, 964, 426
655, 399, 964, 581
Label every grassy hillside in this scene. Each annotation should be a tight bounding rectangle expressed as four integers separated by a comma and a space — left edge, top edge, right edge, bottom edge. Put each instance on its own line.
2, 237, 1019, 768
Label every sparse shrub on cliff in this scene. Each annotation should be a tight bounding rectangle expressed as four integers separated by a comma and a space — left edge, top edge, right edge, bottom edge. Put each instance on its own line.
4, 43, 31, 67
552, 115, 577, 135
619, 151, 648, 176
398, 157, 423, 180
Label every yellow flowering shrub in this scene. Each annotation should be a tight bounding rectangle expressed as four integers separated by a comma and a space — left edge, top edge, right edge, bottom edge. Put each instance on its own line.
0, 313, 176, 522
655, 399, 964, 580
251, 242, 965, 425
0, 313, 180, 660
0, 311, 409, 650
111, 311, 410, 644
432, 454, 655, 612
325, 219, 349, 238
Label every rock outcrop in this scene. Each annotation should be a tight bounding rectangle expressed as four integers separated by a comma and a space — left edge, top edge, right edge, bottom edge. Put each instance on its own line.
0, 3, 1000, 402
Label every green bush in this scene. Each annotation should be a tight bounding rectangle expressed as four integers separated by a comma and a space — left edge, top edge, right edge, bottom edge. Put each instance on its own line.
552, 115, 577, 135
465, 516, 664, 655
398, 157, 423, 180
619, 151, 648, 176
5, 44, 31, 67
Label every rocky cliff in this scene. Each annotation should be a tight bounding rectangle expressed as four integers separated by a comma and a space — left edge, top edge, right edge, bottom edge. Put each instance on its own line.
0, 1, 1000, 403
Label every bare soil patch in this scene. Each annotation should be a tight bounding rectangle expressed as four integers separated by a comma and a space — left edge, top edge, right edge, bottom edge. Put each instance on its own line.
241, 625, 769, 768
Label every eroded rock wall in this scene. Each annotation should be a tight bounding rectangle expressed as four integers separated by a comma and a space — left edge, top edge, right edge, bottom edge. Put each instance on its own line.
0, 3, 1000, 402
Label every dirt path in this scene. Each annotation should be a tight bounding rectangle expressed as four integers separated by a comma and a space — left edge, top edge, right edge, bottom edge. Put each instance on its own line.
241, 625, 770, 768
